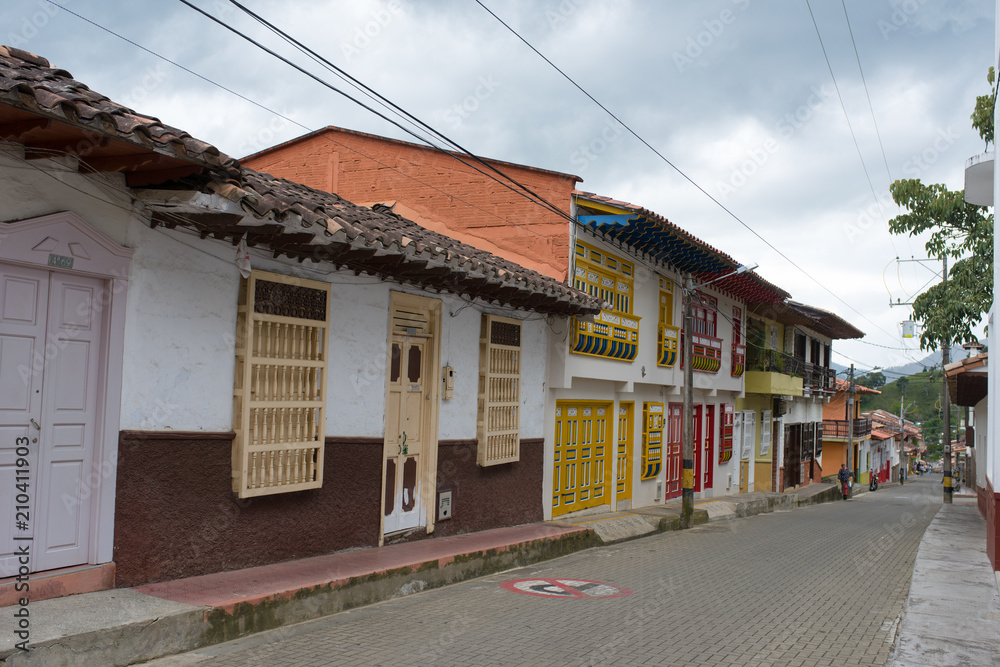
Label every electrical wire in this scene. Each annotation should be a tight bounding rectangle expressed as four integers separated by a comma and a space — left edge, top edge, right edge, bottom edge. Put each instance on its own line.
474, 0, 905, 348
175, 0, 576, 226
44, 0, 569, 251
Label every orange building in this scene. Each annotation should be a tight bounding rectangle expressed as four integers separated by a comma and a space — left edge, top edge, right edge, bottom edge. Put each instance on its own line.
821, 378, 879, 479
242, 126, 579, 281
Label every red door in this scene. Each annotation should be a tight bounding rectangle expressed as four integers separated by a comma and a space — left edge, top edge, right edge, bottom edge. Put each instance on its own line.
665, 403, 683, 499
693, 406, 703, 492
704, 406, 715, 490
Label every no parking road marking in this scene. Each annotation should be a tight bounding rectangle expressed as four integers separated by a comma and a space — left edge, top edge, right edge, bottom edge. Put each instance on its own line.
501, 578, 632, 599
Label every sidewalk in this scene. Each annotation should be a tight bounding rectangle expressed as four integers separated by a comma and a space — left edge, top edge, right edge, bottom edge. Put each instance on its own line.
890, 499, 1000, 667
0, 482, 837, 667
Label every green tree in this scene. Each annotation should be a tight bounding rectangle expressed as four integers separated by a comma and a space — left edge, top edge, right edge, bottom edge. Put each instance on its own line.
857, 370, 886, 390
888, 69, 994, 351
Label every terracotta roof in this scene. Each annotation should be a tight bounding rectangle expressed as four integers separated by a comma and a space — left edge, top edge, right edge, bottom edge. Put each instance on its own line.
574, 191, 789, 304
157, 168, 601, 315
0, 46, 237, 185
784, 301, 865, 340
833, 378, 881, 395
0, 46, 600, 316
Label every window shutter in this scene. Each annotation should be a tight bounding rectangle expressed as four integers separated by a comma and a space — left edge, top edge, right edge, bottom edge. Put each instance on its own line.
232, 270, 331, 498
760, 409, 772, 456
477, 314, 521, 466
741, 410, 755, 459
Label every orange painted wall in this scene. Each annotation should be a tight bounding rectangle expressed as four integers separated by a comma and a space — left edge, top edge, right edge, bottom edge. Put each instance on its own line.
242, 128, 578, 281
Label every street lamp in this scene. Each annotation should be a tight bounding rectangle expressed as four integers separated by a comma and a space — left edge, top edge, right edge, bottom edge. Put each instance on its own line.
681, 263, 756, 528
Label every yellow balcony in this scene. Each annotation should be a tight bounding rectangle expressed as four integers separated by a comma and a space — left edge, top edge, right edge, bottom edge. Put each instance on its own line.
571, 311, 640, 362
679, 331, 723, 373
744, 371, 803, 396
657, 324, 680, 367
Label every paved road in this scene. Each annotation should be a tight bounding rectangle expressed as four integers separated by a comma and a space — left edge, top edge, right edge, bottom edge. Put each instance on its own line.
146, 476, 943, 667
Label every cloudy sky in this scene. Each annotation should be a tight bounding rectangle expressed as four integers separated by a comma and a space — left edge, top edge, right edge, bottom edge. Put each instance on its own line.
3, 0, 994, 372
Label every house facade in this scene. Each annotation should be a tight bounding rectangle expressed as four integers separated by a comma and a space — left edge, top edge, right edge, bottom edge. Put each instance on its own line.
821, 378, 877, 480
741, 302, 862, 492
863, 409, 922, 485
0, 47, 600, 600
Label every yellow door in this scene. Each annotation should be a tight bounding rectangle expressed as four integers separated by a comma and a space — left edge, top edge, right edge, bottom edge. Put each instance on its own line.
553, 401, 612, 516
616, 402, 634, 502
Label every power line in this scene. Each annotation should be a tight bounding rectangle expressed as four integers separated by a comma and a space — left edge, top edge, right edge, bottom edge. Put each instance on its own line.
45, 0, 572, 252
175, 0, 575, 225
839, 0, 892, 184
474, 0, 904, 346
223, 0, 572, 227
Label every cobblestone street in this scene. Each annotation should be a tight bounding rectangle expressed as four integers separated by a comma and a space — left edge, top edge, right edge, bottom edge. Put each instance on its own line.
148, 477, 942, 667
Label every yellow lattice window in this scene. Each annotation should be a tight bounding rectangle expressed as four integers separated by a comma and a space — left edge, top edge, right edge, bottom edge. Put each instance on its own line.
571, 240, 640, 361
477, 315, 521, 466
658, 277, 680, 367
641, 402, 664, 480
573, 239, 634, 314
232, 270, 331, 498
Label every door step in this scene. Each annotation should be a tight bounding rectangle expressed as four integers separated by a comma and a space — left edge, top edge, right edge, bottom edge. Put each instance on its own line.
0, 562, 114, 607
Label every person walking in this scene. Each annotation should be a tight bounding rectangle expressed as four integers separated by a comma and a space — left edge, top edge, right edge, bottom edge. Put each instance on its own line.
837, 464, 852, 500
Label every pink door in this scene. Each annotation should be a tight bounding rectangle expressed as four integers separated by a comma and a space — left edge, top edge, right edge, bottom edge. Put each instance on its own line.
0, 265, 104, 576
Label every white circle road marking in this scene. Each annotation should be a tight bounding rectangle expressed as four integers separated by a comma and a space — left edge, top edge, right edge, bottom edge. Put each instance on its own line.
500, 578, 633, 599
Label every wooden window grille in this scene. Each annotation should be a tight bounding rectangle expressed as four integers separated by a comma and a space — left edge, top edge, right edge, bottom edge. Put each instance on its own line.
641, 402, 664, 480
477, 314, 521, 466
232, 270, 331, 498
657, 279, 680, 368
719, 404, 734, 462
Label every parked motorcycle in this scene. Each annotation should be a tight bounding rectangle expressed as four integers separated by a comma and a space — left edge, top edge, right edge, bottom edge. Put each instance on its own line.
869, 471, 878, 492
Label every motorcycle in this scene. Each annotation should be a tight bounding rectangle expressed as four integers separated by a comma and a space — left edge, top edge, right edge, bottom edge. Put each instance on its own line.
869, 472, 878, 492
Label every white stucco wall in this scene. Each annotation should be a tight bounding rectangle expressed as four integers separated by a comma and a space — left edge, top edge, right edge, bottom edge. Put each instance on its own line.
118, 221, 549, 440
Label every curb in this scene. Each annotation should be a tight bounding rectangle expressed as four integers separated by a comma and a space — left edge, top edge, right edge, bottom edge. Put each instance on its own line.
0, 529, 600, 667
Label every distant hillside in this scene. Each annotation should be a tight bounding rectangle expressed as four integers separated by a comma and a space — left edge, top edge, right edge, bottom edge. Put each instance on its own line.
859, 368, 963, 458
880, 343, 980, 379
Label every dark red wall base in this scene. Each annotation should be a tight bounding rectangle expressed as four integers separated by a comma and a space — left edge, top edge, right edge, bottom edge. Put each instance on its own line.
986, 477, 1000, 572
114, 433, 382, 587
114, 433, 544, 587
433, 438, 543, 538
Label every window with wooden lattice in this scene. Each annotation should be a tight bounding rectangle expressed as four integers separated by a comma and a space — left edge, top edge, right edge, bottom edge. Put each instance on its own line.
477, 314, 521, 466
232, 270, 331, 498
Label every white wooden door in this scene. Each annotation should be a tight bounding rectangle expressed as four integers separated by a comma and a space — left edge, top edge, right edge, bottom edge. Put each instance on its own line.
0, 265, 48, 577
0, 265, 104, 575
383, 334, 428, 534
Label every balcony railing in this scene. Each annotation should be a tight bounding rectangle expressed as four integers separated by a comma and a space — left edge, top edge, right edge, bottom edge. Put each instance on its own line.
571, 311, 640, 362
680, 331, 723, 373
823, 419, 873, 439
658, 324, 680, 367
803, 363, 835, 393
746, 348, 804, 376
731, 343, 746, 377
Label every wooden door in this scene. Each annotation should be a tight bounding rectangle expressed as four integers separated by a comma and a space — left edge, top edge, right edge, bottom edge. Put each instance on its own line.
553, 402, 612, 516
384, 333, 429, 534
692, 406, 703, 492
704, 405, 715, 490
615, 402, 633, 503
665, 403, 683, 499
0, 266, 104, 575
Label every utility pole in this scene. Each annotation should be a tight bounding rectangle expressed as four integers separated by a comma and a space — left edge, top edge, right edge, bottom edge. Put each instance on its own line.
942, 255, 952, 503
681, 274, 695, 528
847, 364, 855, 478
